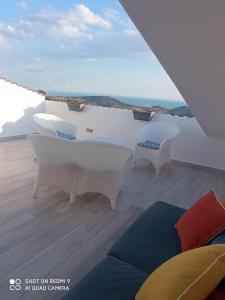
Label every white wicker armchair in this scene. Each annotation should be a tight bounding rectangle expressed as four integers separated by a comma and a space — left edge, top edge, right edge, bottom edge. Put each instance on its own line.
33, 113, 77, 137
134, 122, 180, 175
28, 134, 132, 209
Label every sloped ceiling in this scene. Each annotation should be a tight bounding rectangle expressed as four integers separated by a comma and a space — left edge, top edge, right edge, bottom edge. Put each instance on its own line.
120, 0, 225, 137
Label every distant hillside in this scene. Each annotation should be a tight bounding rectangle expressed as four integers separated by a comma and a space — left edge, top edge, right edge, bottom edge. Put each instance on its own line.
46, 95, 193, 118
152, 105, 193, 118
168, 106, 193, 117
80, 96, 131, 109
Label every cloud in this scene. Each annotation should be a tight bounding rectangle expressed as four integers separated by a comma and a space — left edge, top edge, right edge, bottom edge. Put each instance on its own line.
0, 34, 5, 47
37, 29, 151, 61
124, 29, 139, 36
0, 4, 112, 41
17, 1, 28, 9
84, 58, 98, 62
72, 4, 111, 29
0, 3, 153, 65
24, 67, 48, 73
104, 8, 121, 22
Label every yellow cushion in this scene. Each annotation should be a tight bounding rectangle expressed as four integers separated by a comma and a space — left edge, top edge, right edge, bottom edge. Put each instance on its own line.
136, 245, 225, 300
221, 198, 225, 207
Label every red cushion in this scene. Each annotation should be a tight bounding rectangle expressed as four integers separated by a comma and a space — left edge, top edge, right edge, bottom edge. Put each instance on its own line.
175, 190, 225, 251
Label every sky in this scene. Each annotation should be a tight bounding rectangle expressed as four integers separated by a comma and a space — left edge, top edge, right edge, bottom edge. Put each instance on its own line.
0, 0, 183, 101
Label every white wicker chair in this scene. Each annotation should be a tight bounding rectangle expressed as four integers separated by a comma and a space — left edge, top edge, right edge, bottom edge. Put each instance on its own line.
28, 134, 132, 209
134, 122, 180, 175
33, 113, 77, 137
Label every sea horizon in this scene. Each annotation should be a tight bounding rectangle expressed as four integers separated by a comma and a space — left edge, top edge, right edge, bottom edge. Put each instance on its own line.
47, 91, 186, 109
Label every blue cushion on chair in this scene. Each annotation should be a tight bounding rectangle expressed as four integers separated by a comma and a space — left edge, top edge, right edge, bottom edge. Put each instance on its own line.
137, 140, 160, 150
108, 201, 185, 274
55, 130, 76, 141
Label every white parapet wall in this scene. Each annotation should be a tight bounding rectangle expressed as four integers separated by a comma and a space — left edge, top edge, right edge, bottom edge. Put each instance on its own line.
45, 100, 225, 171
153, 114, 225, 171
2, 76, 225, 170
45, 100, 142, 150
0, 78, 45, 139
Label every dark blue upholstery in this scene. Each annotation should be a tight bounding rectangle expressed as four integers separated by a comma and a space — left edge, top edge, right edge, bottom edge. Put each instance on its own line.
62, 201, 224, 300
211, 232, 225, 245
62, 256, 147, 300
109, 201, 185, 274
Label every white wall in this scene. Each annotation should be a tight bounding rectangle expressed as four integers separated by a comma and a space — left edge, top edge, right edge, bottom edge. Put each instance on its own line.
0, 79, 45, 138
153, 114, 225, 171
45, 100, 147, 150
45, 100, 225, 171
120, 0, 225, 137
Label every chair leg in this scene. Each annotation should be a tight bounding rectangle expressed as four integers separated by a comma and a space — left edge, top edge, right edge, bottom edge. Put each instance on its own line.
110, 197, 117, 210
33, 170, 42, 198
69, 177, 78, 205
69, 184, 77, 204
33, 181, 39, 198
155, 165, 161, 176
69, 193, 76, 204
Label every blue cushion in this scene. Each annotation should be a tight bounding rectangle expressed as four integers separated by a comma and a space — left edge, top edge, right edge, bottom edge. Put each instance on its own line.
55, 130, 76, 141
108, 201, 185, 274
62, 256, 147, 300
210, 232, 225, 245
137, 140, 160, 150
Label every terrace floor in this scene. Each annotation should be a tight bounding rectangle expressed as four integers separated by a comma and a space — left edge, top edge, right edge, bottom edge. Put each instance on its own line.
1, 138, 225, 300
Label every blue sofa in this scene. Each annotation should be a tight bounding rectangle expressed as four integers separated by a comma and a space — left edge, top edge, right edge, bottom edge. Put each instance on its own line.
62, 201, 225, 300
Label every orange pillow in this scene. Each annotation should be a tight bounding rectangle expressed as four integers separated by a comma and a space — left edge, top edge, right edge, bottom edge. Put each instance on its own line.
175, 190, 225, 251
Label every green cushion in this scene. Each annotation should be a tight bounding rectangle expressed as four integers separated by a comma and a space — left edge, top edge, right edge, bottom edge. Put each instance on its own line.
211, 232, 225, 245
62, 256, 147, 300
108, 201, 185, 274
